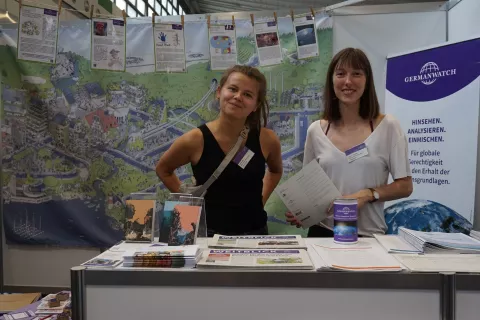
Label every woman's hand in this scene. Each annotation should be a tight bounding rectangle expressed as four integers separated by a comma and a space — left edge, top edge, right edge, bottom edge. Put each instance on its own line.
285, 212, 302, 228
327, 189, 373, 214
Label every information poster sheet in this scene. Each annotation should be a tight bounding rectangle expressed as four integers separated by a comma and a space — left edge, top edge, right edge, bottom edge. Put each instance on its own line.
384, 37, 480, 231
91, 18, 126, 71
254, 19, 282, 66
154, 22, 186, 73
294, 15, 318, 59
17, 5, 59, 64
208, 24, 237, 71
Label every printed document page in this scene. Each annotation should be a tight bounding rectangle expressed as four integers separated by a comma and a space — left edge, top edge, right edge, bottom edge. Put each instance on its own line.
275, 160, 341, 228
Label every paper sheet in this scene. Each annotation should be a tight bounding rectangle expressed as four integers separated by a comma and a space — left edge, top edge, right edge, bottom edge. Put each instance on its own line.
17, 6, 59, 64
154, 22, 186, 72
91, 18, 126, 71
395, 254, 480, 273
312, 240, 404, 272
209, 23, 237, 70
275, 160, 341, 228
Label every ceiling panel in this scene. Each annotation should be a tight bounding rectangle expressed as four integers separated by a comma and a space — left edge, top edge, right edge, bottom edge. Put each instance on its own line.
182, 0, 447, 14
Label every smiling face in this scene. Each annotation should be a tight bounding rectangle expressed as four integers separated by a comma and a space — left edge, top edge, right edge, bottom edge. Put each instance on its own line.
217, 72, 260, 122
332, 64, 366, 106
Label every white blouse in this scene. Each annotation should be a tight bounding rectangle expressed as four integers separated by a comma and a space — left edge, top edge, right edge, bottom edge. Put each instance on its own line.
303, 114, 412, 236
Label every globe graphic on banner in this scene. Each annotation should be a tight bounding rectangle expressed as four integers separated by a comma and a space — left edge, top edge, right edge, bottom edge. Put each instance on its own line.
420, 62, 439, 85
384, 199, 473, 234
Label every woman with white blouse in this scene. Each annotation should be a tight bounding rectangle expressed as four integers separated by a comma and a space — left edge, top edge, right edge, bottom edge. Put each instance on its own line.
286, 48, 413, 237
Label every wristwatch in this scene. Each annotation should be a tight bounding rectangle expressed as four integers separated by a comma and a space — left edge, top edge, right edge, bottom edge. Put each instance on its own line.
368, 188, 379, 203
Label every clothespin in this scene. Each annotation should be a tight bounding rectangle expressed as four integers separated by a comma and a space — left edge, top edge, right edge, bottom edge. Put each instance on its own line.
18, 0, 22, 9
58, 0, 63, 14
181, 15, 184, 27
207, 15, 210, 28
232, 15, 235, 27
290, 9, 294, 22
310, 7, 315, 17
250, 13, 254, 27
152, 12, 155, 25
273, 12, 277, 24
122, 10, 126, 24
90, 5, 94, 19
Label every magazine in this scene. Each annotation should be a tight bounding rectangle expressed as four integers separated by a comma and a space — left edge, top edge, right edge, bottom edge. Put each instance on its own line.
159, 200, 202, 245
197, 249, 314, 270
124, 197, 156, 243
210, 234, 307, 249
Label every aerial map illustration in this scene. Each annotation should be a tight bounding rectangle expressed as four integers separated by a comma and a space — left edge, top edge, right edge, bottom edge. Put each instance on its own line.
0, 15, 333, 247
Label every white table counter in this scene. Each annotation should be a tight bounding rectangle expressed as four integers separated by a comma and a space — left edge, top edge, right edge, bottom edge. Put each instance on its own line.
70, 238, 477, 320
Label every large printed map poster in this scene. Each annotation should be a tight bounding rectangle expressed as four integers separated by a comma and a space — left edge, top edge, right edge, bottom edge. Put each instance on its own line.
0, 15, 333, 247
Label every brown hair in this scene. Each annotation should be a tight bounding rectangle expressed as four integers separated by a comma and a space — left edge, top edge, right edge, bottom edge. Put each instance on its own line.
323, 48, 380, 122
218, 65, 269, 131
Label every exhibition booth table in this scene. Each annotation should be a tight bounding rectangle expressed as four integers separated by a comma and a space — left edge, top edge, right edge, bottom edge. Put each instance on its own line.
70, 238, 480, 320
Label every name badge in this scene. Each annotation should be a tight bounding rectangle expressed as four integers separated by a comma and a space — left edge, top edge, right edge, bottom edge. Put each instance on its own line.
345, 143, 368, 163
233, 146, 255, 169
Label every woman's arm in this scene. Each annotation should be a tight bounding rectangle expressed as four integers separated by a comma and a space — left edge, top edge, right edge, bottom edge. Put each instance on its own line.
155, 130, 202, 193
260, 128, 283, 206
342, 177, 413, 210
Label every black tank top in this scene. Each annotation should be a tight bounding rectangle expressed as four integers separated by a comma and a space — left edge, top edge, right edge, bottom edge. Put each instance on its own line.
192, 124, 267, 234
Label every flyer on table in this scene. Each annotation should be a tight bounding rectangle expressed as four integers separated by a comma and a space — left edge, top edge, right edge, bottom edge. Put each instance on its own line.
209, 24, 237, 71
17, 5, 59, 64
91, 18, 126, 71
254, 20, 282, 66
385, 37, 480, 225
154, 22, 186, 72
294, 15, 319, 59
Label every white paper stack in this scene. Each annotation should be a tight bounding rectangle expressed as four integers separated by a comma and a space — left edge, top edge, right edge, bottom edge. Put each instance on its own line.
197, 249, 314, 270
122, 245, 202, 268
373, 234, 422, 254
398, 227, 480, 254
209, 234, 307, 249
469, 230, 480, 241
311, 239, 404, 272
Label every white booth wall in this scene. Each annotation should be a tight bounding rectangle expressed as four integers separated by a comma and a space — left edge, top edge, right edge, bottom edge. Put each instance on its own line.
447, 0, 480, 42
1, 1, 478, 289
332, 2, 447, 111
447, 0, 480, 231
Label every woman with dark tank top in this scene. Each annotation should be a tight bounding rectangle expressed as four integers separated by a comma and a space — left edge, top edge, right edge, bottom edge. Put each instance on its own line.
156, 65, 283, 236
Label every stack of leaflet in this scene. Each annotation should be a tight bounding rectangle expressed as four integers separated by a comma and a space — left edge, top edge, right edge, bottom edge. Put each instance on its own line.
310, 238, 404, 272
122, 245, 201, 268
209, 234, 307, 249
398, 227, 480, 254
373, 234, 422, 254
469, 230, 480, 241
198, 234, 313, 270
197, 248, 314, 270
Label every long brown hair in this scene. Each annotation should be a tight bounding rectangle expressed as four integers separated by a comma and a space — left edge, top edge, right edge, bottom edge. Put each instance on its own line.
218, 65, 269, 131
323, 48, 380, 122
